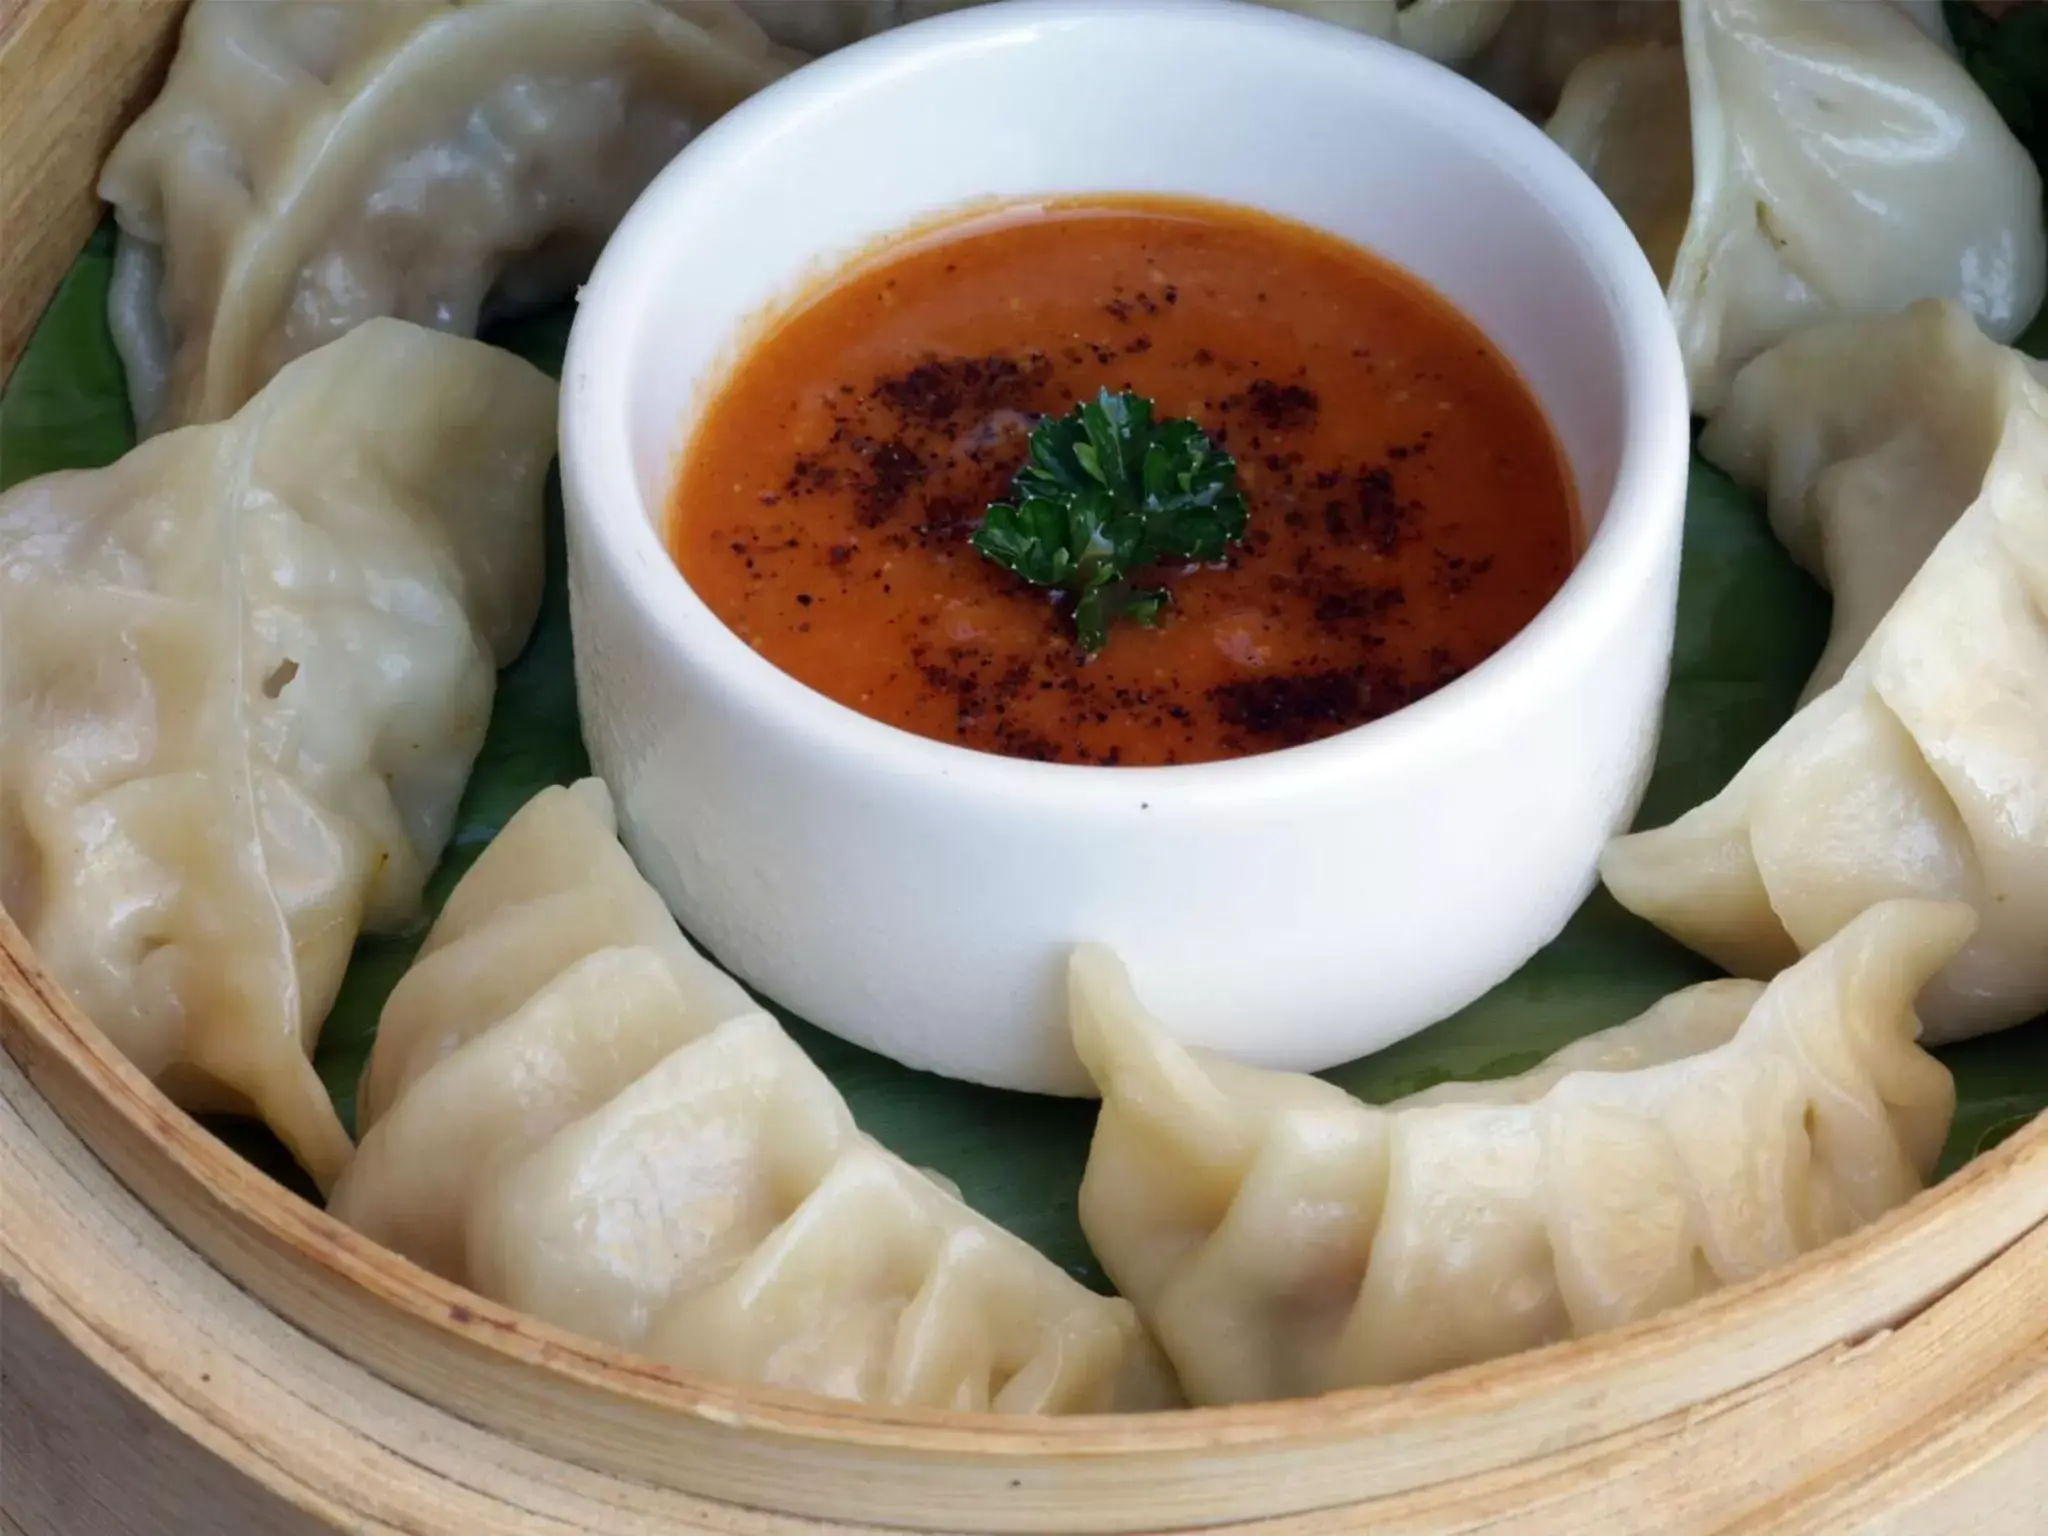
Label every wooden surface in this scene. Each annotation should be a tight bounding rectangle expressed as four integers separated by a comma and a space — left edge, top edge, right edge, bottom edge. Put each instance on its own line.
0, 0, 181, 374
1, 0, 2046, 1532
7, 888, 2048, 1532
3, 1030, 2046, 1536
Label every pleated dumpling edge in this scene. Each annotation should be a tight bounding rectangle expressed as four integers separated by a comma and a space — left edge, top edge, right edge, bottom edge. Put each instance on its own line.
1070, 900, 1966, 1405
1603, 300, 2048, 1043
330, 778, 1182, 1415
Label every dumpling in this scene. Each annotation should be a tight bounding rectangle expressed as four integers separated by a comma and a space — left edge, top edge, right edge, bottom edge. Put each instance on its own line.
1548, 0, 2044, 412
353, 777, 755, 1135
467, 1018, 1178, 1412
1603, 302, 2048, 1043
1255, 1, 1517, 64
1072, 900, 1964, 1403
101, 0, 791, 434
330, 779, 1179, 1413
1466, 0, 1681, 116
739, 0, 1514, 70
1544, 41, 1694, 276
0, 320, 555, 1191
1700, 300, 2046, 702
733, 0, 967, 52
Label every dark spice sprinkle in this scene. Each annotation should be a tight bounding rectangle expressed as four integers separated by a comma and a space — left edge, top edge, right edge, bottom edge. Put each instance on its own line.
721, 232, 1548, 766
1354, 466, 1411, 557
1245, 379, 1318, 430
875, 353, 1050, 428
1313, 584, 1403, 626
1211, 669, 1364, 743
856, 437, 926, 524
1437, 552, 1495, 597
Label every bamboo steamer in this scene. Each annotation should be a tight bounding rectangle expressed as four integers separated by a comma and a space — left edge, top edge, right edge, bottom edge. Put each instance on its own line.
2, 4, 2046, 1532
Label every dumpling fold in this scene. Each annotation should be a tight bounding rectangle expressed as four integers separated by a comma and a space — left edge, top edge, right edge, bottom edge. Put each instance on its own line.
1466, 0, 1683, 117
1698, 300, 2048, 702
0, 320, 556, 1191
1604, 301, 2048, 1042
1072, 900, 1964, 1404
102, 0, 793, 433
739, 0, 1517, 68
1548, 0, 2044, 411
331, 779, 1180, 1414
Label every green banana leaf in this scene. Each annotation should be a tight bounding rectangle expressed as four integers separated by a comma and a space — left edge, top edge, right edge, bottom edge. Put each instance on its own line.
6, 7, 2048, 1283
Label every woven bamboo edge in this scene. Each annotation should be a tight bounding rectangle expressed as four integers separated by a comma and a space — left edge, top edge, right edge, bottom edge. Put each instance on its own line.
2, 2, 2046, 1531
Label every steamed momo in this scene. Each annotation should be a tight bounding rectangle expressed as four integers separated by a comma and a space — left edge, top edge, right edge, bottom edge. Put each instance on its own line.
739, 0, 1517, 70
1246, 1, 1516, 63
1604, 302, 2048, 1044
1071, 901, 1964, 1403
0, 321, 555, 1192
1465, 0, 1681, 116
1548, 0, 2044, 411
101, 0, 791, 434
331, 780, 1178, 1413
733, 0, 968, 52
1700, 300, 2048, 702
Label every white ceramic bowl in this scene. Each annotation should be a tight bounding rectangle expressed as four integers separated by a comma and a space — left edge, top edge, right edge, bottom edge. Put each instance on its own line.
561, 0, 1689, 1094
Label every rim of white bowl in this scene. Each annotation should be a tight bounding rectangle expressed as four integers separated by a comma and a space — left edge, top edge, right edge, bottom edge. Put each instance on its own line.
562, 0, 1691, 809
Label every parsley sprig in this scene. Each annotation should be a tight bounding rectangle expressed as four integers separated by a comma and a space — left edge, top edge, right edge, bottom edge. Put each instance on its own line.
971, 389, 1249, 655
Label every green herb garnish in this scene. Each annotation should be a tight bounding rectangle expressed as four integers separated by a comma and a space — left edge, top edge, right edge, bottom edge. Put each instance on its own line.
971, 388, 1249, 655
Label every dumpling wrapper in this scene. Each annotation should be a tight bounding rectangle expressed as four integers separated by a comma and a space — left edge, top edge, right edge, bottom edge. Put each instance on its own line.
739, 0, 1515, 65
1604, 302, 2048, 1043
733, 0, 964, 52
102, 0, 792, 433
354, 777, 755, 1133
331, 779, 1180, 1413
1465, 0, 1682, 116
1072, 900, 1963, 1404
0, 320, 555, 1191
1252, 0, 1517, 62
471, 1013, 1178, 1413
1699, 300, 2048, 702
1547, 0, 2043, 412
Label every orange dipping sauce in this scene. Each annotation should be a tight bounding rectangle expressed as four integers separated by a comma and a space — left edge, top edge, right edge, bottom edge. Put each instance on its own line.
670, 196, 1578, 766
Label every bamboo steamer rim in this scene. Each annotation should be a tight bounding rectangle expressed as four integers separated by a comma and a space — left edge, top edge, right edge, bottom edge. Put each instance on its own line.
13, 964, 2044, 1536
1, 0, 2046, 1527
6, 904, 2048, 1531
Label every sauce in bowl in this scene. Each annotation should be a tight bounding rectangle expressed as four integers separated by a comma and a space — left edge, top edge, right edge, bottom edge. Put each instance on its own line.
670, 195, 1577, 766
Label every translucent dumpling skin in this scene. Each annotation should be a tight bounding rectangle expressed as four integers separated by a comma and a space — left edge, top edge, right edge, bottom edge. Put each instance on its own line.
737, 0, 1515, 65
1072, 901, 1963, 1404
1549, 0, 2045, 411
101, 0, 792, 433
1605, 302, 2048, 1043
1700, 300, 2048, 702
0, 320, 555, 1191
331, 779, 1180, 1413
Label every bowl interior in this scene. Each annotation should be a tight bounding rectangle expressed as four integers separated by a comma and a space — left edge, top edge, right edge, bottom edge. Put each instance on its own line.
593, 0, 1647, 576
